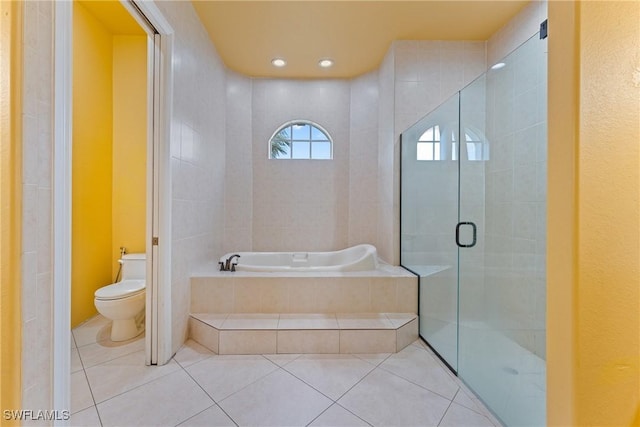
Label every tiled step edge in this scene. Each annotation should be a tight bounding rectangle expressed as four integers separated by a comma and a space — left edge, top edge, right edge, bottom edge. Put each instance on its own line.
188, 313, 418, 355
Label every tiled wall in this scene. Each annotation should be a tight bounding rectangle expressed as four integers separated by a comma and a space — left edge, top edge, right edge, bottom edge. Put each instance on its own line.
220, 43, 486, 265
484, 1, 548, 358
251, 79, 351, 252
487, 1, 548, 68
155, 1, 227, 354
224, 71, 253, 251
377, 48, 395, 264
222, 73, 382, 256
348, 71, 379, 247
393, 40, 487, 134
21, 0, 54, 416
377, 41, 487, 265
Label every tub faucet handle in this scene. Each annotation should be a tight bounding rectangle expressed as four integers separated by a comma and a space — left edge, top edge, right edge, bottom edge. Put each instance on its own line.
218, 261, 225, 271
225, 254, 241, 271
231, 262, 238, 272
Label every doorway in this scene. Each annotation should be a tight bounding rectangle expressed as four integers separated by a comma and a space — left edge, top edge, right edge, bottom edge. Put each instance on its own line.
56, 0, 174, 412
70, 0, 148, 335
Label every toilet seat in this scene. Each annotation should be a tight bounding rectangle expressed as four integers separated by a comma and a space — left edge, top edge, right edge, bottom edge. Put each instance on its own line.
95, 279, 145, 301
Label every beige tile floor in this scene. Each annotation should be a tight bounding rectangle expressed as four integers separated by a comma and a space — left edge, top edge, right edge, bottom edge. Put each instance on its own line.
71, 315, 501, 427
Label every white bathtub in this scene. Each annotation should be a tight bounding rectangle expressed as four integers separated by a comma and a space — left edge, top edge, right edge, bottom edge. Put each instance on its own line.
220, 244, 379, 272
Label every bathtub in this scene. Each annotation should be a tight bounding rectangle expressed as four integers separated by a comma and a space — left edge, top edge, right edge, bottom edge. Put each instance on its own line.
220, 244, 379, 272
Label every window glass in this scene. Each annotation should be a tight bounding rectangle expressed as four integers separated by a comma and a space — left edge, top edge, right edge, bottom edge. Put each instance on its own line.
417, 125, 488, 161
311, 126, 328, 141
312, 141, 331, 159
292, 141, 310, 159
292, 124, 311, 140
269, 120, 333, 160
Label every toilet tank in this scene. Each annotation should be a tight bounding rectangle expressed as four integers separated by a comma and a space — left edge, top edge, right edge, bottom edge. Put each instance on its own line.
121, 253, 146, 280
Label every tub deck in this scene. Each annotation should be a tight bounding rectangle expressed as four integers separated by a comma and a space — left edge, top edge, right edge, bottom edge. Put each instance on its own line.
189, 262, 419, 354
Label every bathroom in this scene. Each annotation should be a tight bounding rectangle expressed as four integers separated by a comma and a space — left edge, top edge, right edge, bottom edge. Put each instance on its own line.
71, 0, 148, 334
5, 0, 640, 426
65, 0, 545, 424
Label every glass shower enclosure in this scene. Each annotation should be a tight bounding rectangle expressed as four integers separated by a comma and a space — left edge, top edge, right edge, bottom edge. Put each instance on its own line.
400, 34, 547, 426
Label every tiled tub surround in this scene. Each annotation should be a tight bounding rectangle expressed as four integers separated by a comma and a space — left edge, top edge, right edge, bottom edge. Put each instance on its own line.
189, 263, 418, 354
190, 313, 418, 355
191, 262, 416, 314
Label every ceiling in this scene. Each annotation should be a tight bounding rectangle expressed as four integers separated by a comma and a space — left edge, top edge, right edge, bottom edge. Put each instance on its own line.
78, 0, 146, 35
192, 1, 530, 79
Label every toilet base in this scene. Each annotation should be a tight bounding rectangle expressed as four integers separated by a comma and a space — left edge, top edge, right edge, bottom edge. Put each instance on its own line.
111, 311, 145, 341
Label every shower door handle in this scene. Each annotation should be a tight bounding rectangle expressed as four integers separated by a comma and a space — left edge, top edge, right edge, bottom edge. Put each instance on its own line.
456, 222, 477, 248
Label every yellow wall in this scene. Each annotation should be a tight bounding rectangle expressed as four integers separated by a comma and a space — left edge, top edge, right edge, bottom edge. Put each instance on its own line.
0, 0, 22, 421
548, 1, 640, 425
112, 35, 147, 277
72, 2, 147, 328
72, 1, 114, 327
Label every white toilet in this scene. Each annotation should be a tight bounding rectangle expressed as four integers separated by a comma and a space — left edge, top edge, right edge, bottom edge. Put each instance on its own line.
94, 253, 146, 342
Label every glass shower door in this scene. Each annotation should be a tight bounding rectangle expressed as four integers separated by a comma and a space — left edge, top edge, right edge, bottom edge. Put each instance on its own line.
458, 33, 547, 426
400, 94, 460, 370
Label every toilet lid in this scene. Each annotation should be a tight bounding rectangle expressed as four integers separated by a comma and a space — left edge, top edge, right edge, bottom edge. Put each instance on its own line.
95, 279, 145, 300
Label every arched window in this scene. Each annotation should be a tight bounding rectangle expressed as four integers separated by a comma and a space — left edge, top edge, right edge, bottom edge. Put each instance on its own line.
269, 120, 333, 160
417, 125, 489, 161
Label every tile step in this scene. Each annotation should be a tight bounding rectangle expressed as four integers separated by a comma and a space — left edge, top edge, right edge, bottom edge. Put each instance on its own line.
188, 313, 419, 355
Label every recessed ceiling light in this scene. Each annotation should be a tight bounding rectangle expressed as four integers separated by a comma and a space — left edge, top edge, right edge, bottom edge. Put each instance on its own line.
271, 58, 286, 67
318, 59, 334, 68
491, 62, 506, 70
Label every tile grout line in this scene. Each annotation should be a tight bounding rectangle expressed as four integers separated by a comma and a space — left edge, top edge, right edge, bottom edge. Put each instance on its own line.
333, 401, 375, 427
73, 341, 102, 426
88, 366, 185, 413
172, 403, 224, 427
83, 352, 182, 411
178, 362, 239, 427
304, 401, 373, 427
436, 390, 456, 427
77, 339, 146, 371
199, 358, 282, 406
80, 341, 146, 372
449, 383, 497, 419
411, 343, 499, 421
376, 359, 460, 403
321, 357, 421, 425
256, 352, 380, 426
71, 327, 103, 425
278, 361, 343, 404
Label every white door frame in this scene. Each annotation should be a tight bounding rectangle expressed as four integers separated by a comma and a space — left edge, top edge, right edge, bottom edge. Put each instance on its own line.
120, 0, 175, 367
52, 0, 174, 418
52, 1, 72, 418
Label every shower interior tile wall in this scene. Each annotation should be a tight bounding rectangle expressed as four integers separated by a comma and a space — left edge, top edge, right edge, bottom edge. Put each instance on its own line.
376, 40, 488, 266
487, 1, 548, 67
483, 0, 548, 358
22, 0, 55, 411
393, 41, 487, 134
484, 37, 547, 358
156, 1, 227, 354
